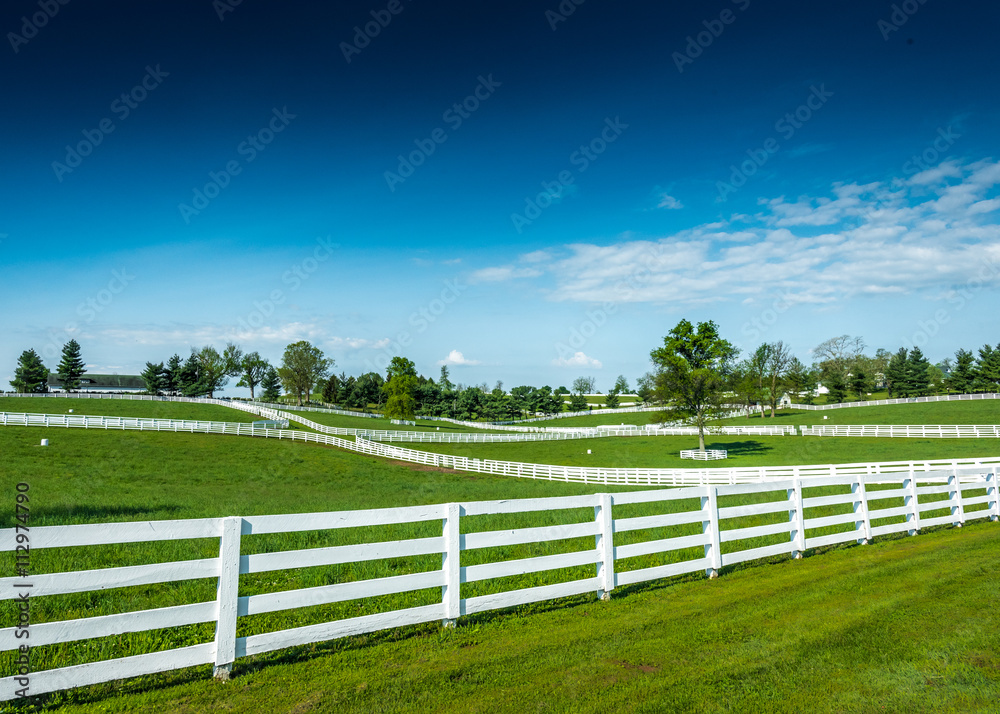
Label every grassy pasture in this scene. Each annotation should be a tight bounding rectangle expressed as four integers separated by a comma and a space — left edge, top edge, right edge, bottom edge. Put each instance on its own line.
0, 397, 261, 424
1, 400, 998, 711
408, 434, 1000, 469
282, 410, 506, 434
732, 401, 1000, 426
527, 399, 1000, 429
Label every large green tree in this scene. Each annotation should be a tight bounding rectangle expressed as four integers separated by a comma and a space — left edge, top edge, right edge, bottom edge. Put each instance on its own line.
650, 319, 737, 451
11, 349, 49, 393
236, 351, 269, 399
278, 341, 333, 406
56, 339, 86, 391
383, 356, 417, 420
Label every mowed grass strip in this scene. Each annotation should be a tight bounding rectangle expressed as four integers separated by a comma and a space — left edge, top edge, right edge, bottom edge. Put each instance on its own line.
12, 521, 999, 714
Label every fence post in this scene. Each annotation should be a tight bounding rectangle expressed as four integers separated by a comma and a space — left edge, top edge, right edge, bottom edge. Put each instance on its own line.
702, 486, 722, 578
905, 472, 921, 536
989, 468, 1000, 522
948, 472, 965, 528
213, 516, 242, 681
852, 478, 871, 545
441, 503, 460, 628
595, 493, 615, 600
788, 479, 806, 559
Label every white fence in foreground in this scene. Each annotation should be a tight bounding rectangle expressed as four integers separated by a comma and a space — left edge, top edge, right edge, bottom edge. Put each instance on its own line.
2, 471, 997, 700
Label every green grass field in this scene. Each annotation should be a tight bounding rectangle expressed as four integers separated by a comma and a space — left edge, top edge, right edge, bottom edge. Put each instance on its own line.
410, 434, 1000, 470
733, 401, 1000, 426
2, 398, 999, 712
282, 410, 506, 434
0, 397, 261, 424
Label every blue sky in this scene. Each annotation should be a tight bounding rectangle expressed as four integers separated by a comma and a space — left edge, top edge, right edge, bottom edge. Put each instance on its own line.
3, 0, 999, 394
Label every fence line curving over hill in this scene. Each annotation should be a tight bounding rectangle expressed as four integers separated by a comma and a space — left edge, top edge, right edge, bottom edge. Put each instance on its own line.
1, 472, 997, 700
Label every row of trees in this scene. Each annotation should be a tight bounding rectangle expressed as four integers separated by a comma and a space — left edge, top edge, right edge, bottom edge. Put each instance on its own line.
648, 320, 1000, 451
141, 342, 329, 405
10, 340, 86, 393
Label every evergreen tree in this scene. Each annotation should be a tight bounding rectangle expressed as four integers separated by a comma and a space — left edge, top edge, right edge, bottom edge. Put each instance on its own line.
885, 348, 908, 397
56, 339, 86, 391
11, 349, 49, 393
799, 369, 818, 405
569, 393, 588, 411
904, 347, 932, 397
439, 365, 454, 393
849, 369, 869, 401
945, 349, 975, 394
178, 354, 209, 397
141, 362, 166, 396
974, 343, 1000, 392
260, 367, 282, 402
824, 370, 848, 403
164, 354, 183, 395
786, 357, 811, 401
604, 389, 620, 409
321, 374, 340, 404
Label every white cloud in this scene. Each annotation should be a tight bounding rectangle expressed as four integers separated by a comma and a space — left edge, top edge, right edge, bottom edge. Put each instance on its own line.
656, 193, 683, 210
96, 321, 326, 347
327, 336, 391, 350
468, 265, 544, 283
520, 250, 552, 263
437, 350, 481, 366
551, 351, 603, 368
540, 158, 1000, 306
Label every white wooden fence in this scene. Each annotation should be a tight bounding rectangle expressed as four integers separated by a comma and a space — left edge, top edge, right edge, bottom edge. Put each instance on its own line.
2, 470, 997, 700
789, 393, 1000, 410
800, 425, 1000, 438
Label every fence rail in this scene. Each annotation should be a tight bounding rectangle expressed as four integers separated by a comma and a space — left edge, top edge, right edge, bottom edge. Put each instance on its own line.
800, 424, 1000, 438
2, 470, 997, 700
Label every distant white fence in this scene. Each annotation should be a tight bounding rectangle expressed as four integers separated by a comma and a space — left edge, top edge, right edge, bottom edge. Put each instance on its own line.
351, 424, 796, 444
0, 413, 288, 433
2, 471, 996, 700
790, 393, 1000, 410
681, 450, 728, 461
800, 425, 1000, 438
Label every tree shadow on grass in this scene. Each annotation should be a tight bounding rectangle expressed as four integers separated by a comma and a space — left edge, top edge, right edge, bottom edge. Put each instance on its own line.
30, 503, 183, 524
705, 440, 772, 457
